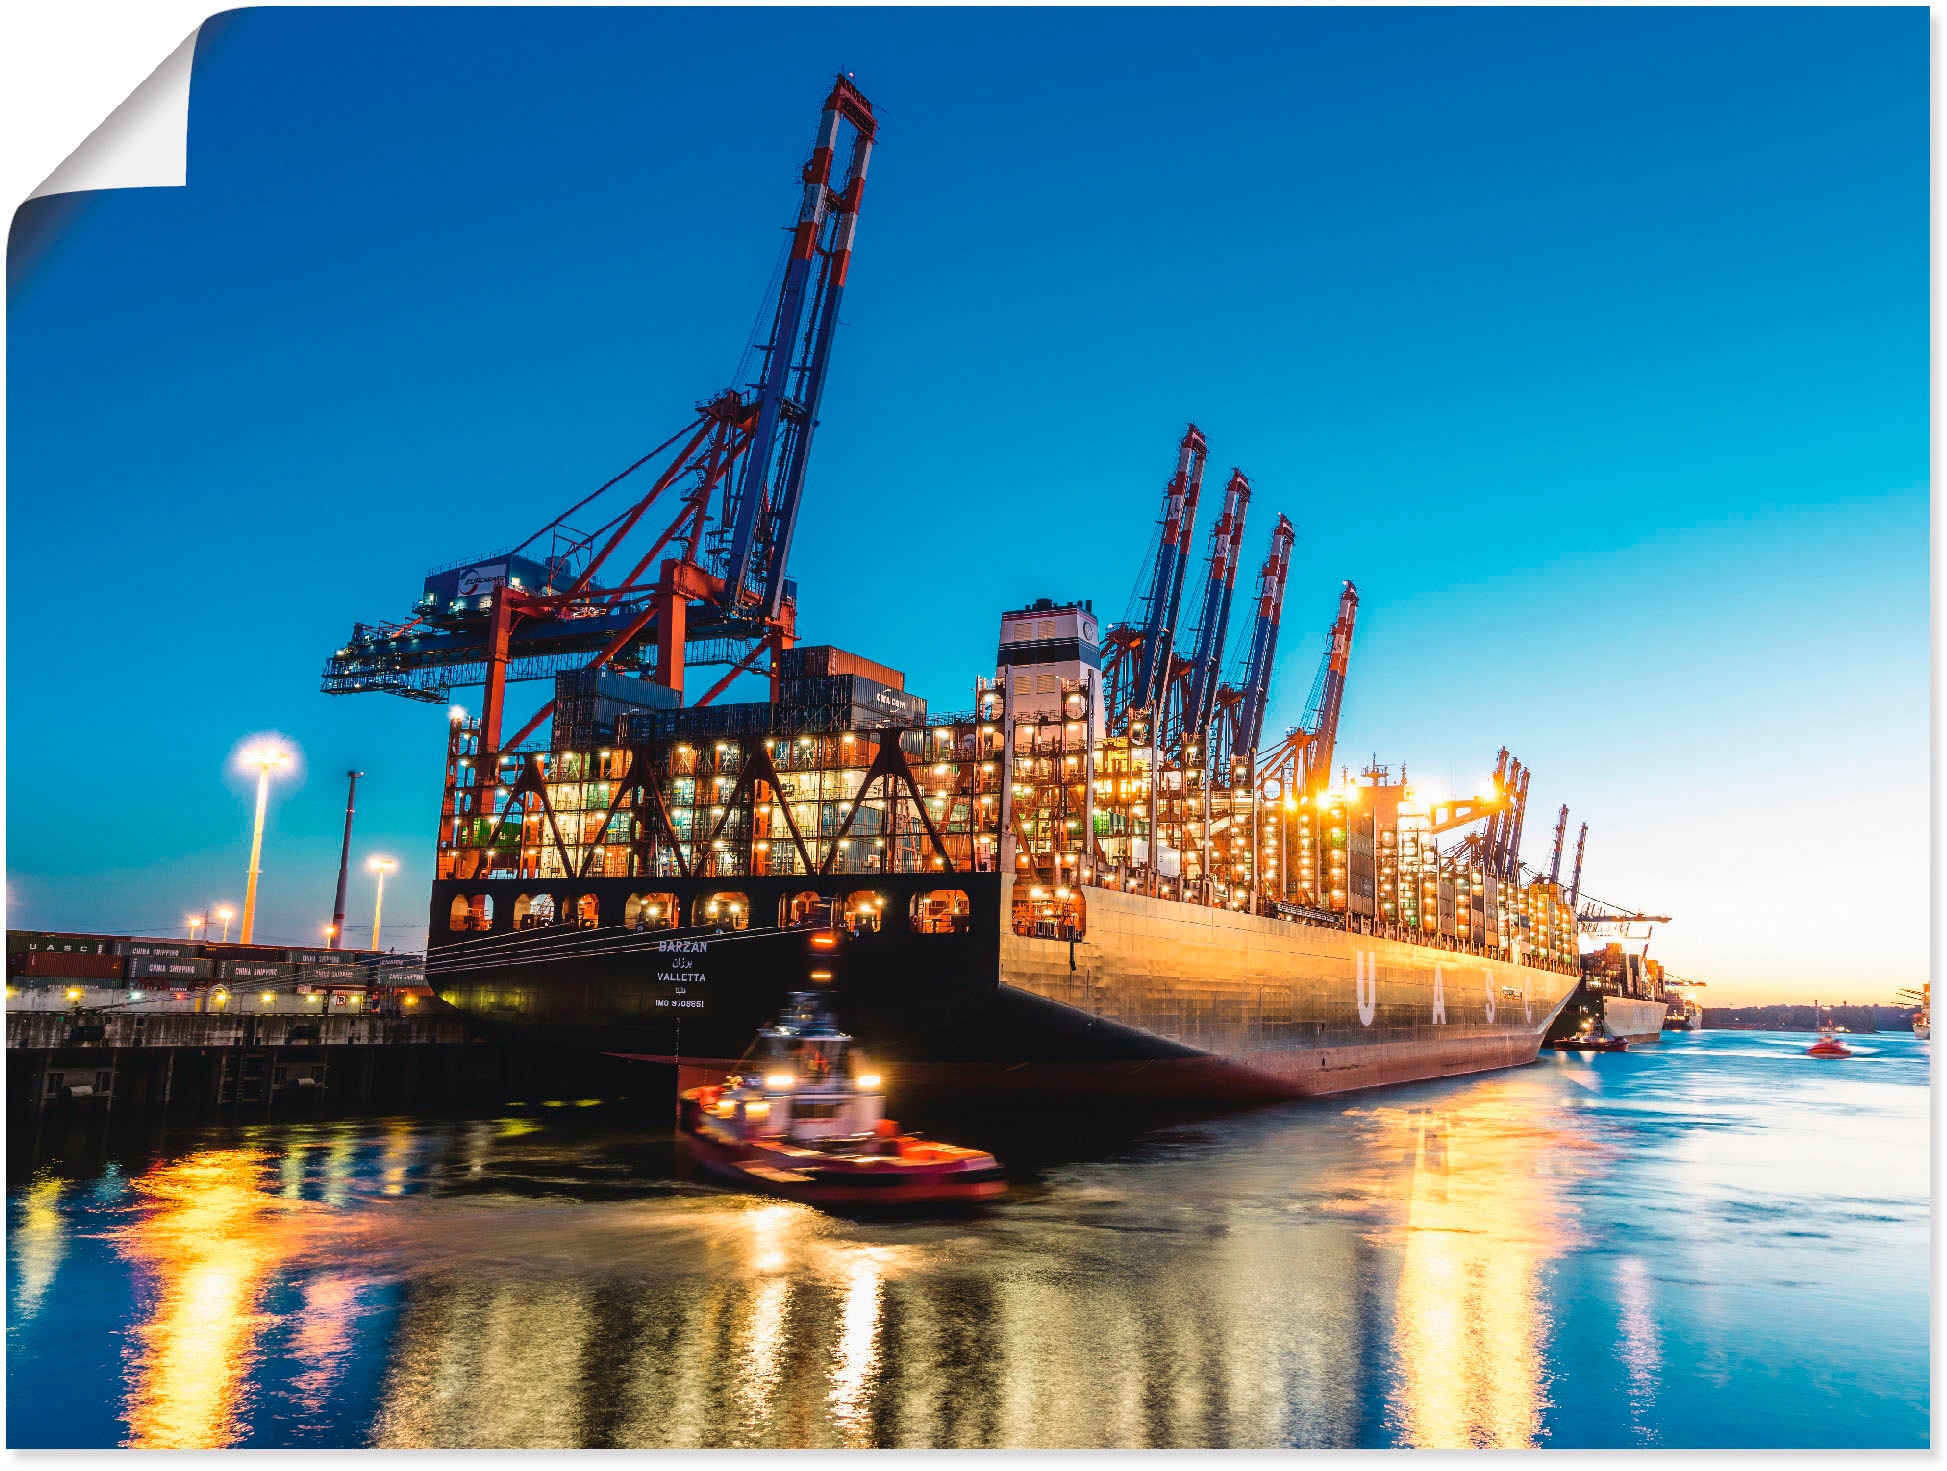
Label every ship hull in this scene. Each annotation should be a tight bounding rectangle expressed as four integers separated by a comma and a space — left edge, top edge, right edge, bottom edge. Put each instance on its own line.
1599, 997, 1668, 1045
427, 874, 1581, 1103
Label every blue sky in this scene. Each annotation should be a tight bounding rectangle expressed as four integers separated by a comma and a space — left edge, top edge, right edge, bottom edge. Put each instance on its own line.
7, 7, 1925, 999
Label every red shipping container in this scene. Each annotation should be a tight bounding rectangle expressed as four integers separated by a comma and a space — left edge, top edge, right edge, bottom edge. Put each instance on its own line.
11, 950, 127, 980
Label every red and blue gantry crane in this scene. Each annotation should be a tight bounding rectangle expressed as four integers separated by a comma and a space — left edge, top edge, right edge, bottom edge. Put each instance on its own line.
320, 76, 878, 757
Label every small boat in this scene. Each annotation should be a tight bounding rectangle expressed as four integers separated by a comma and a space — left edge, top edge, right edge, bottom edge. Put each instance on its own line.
677, 991, 1006, 1208
1550, 1033, 1629, 1053
1805, 1000, 1853, 1058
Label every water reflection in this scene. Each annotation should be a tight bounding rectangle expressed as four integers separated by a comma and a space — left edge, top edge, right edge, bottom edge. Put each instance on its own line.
827, 1247, 885, 1446
1357, 1089, 1588, 1449
8, 1033, 1927, 1450
10, 1173, 69, 1322
116, 1150, 284, 1448
1614, 1255, 1661, 1443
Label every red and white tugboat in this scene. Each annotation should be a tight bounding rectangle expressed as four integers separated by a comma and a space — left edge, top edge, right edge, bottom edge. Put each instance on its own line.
677, 992, 1006, 1207
1799, 996, 1845, 1058
1805, 1000, 1853, 1059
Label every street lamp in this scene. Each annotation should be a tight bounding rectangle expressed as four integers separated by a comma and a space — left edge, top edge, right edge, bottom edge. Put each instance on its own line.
215, 906, 235, 943
238, 743, 290, 944
368, 856, 397, 951
187, 914, 205, 941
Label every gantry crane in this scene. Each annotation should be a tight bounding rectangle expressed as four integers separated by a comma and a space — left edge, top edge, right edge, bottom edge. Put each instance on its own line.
320, 76, 878, 756
1256, 579, 1359, 801
1175, 468, 1253, 752
1208, 514, 1296, 777
1102, 427, 1208, 736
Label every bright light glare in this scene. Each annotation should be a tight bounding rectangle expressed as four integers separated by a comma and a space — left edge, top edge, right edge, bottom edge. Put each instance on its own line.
855, 1074, 882, 1090
368, 856, 398, 873
764, 1073, 794, 1089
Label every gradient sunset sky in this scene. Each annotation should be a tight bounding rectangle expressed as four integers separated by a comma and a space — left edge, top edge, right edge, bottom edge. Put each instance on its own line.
7, 8, 1925, 1006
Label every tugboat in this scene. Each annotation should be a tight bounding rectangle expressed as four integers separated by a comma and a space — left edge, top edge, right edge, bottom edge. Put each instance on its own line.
677, 992, 1007, 1207
1548, 1014, 1629, 1052
1804, 1000, 1853, 1059
1551, 1033, 1629, 1053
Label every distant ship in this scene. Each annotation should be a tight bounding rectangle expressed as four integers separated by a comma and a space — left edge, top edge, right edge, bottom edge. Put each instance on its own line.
1899, 984, 1929, 1040
1546, 942, 1670, 1047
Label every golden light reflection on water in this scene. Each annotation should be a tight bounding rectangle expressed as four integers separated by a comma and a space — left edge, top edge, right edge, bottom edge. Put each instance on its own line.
826, 1247, 886, 1445
115, 1150, 285, 1448
73, 1083, 1598, 1450
11, 1174, 69, 1322
1348, 1088, 1593, 1450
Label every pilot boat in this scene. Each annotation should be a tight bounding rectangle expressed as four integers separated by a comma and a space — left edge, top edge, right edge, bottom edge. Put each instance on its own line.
677, 991, 1006, 1207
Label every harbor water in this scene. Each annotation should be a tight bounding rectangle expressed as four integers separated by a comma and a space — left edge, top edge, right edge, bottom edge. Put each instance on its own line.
6, 1030, 1928, 1449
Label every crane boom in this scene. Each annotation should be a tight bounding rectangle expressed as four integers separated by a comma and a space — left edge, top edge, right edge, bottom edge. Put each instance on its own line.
1504, 766, 1532, 880
1299, 581, 1359, 793
1567, 821, 1587, 911
1234, 514, 1296, 756
1180, 469, 1253, 744
721, 76, 877, 619
1133, 426, 1208, 714
1548, 804, 1569, 884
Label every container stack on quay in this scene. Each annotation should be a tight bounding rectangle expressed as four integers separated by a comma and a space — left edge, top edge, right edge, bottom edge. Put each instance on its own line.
4, 931, 476, 1120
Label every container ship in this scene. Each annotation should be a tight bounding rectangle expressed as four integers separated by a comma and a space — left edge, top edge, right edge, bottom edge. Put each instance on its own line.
1547, 942, 1676, 1047
321, 76, 1630, 1102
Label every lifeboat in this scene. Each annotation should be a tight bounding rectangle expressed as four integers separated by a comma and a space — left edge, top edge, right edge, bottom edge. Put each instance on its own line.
677, 991, 1006, 1208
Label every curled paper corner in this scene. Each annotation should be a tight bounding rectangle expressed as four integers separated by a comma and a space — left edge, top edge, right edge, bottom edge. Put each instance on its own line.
29, 26, 201, 201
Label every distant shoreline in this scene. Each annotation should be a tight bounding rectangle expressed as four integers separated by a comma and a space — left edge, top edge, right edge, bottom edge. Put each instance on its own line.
1702, 1004, 1915, 1034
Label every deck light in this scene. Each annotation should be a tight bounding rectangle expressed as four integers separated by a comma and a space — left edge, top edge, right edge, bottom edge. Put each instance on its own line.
745, 1100, 772, 1118
764, 1073, 794, 1089
855, 1074, 881, 1089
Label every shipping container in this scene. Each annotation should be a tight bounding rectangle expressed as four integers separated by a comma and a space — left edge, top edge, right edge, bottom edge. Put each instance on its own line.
123, 940, 201, 959
216, 960, 290, 980
11, 950, 128, 980
298, 964, 362, 983
8, 932, 119, 956
776, 674, 927, 726
128, 956, 214, 980
776, 645, 907, 691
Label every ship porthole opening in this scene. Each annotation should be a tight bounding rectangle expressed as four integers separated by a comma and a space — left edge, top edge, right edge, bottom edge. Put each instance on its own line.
573, 893, 600, 929
512, 893, 558, 930
448, 893, 494, 933
843, 891, 883, 933
911, 889, 971, 934
696, 892, 749, 930
782, 890, 834, 928
624, 892, 677, 930
1012, 884, 1085, 941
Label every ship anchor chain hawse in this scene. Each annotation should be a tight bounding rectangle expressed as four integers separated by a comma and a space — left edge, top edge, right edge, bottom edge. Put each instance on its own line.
320, 74, 1672, 1106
